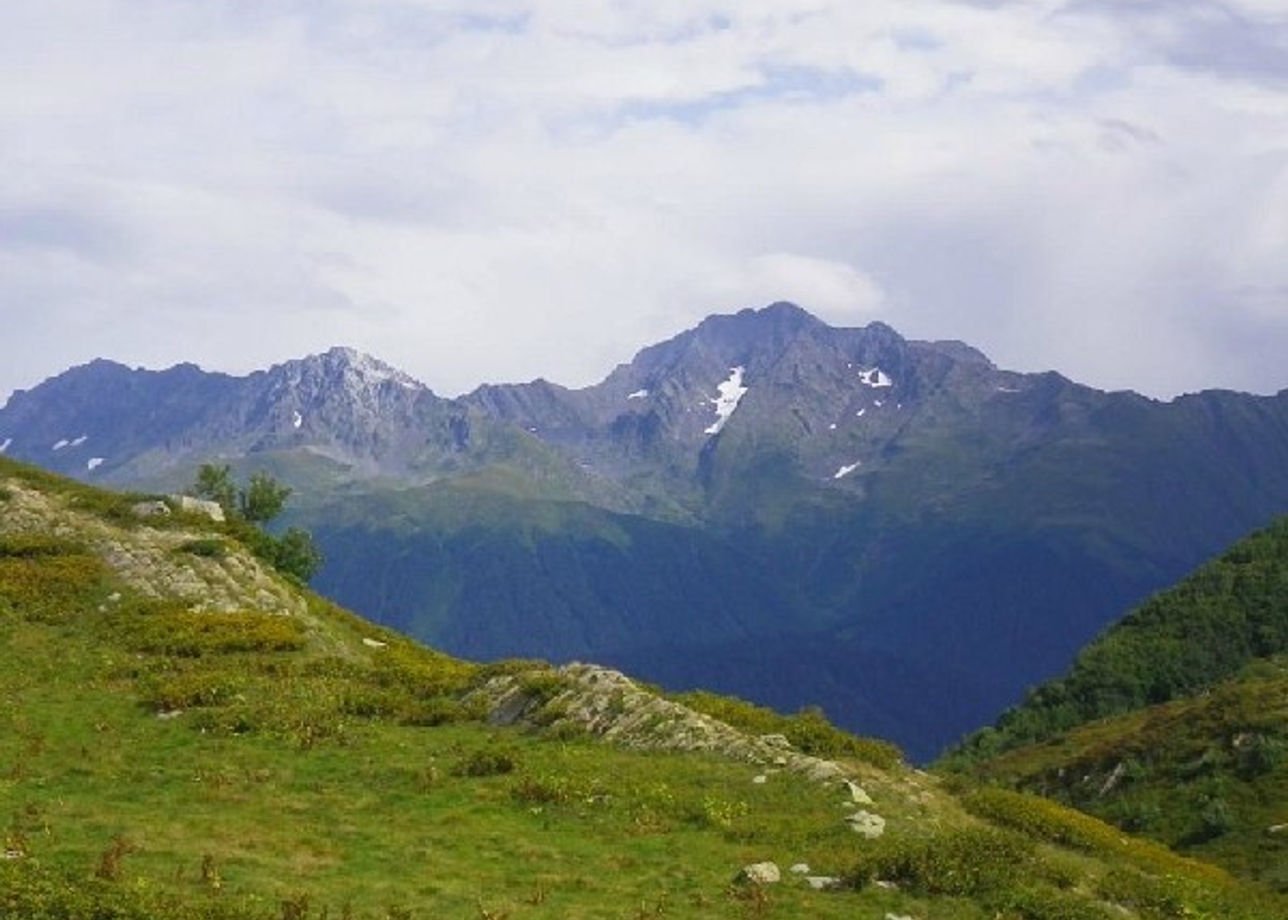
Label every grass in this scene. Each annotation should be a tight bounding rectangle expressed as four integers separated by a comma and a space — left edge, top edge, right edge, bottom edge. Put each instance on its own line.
0, 605, 880, 917
671, 691, 903, 769
957, 658, 1288, 891
1, 462, 1285, 918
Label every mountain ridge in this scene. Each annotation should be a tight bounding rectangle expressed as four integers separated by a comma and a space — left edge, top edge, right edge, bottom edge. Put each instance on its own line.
5, 303, 1288, 760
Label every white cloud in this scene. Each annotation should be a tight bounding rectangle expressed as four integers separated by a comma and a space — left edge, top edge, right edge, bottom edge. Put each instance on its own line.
1, 0, 1287, 403
699, 253, 887, 324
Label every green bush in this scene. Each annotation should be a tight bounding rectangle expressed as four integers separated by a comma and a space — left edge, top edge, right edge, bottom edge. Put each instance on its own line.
995, 885, 1116, 920
0, 535, 88, 558
1097, 868, 1193, 919
451, 745, 521, 777
176, 538, 228, 559
400, 696, 475, 727
848, 825, 1037, 897
518, 670, 572, 704
138, 668, 248, 710
672, 692, 903, 768
0, 552, 110, 624
108, 602, 308, 658
371, 645, 476, 699
511, 772, 579, 806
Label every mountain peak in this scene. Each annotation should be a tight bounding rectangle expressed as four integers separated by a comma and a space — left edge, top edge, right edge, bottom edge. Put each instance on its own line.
752, 300, 819, 323
714, 301, 826, 334
287, 347, 427, 392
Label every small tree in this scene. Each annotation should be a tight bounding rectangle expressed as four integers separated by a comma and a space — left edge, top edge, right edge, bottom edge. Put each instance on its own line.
238, 472, 291, 524
192, 463, 236, 513
187, 466, 322, 584
270, 527, 324, 582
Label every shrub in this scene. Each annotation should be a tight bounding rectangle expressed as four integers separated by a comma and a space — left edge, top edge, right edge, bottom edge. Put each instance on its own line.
518, 671, 571, 704
0, 551, 110, 623
1097, 868, 1191, 919
0, 535, 87, 558
511, 773, 577, 806
176, 538, 227, 559
672, 692, 903, 768
400, 696, 474, 727
95, 834, 136, 881
848, 825, 1037, 897
138, 668, 248, 710
109, 603, 307, 657
960, 786, 1230, 884
452, 745, 521, 777
996, 885, 1116, 920
372, 646, 476, 699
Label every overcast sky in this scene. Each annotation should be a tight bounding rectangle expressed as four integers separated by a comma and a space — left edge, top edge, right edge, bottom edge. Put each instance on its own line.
3, 0, 1287, 403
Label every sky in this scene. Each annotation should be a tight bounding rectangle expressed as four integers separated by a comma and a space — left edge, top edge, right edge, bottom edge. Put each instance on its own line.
3, 0, 1288, 403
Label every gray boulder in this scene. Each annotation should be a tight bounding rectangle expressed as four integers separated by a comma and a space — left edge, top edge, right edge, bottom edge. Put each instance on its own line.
735, 862, 781, 885
845, 810, 886, 839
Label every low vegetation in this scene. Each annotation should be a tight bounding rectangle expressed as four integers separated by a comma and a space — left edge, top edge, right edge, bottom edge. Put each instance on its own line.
673, 690, 903, 769
943, 517, 1288, 891
1, 459, 1284, 917
946, 516, 1288, 764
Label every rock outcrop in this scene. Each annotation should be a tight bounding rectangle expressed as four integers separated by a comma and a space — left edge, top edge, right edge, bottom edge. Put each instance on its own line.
470, 662, 853, 784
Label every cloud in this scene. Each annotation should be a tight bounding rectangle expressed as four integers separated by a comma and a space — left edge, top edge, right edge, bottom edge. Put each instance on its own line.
1, 0, 1286, 404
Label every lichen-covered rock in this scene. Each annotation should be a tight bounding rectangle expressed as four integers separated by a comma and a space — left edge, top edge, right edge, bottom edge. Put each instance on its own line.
1, 480, 303, 616
735, 862, 780, 885
168, 494, 226, 522
467, 663, 862, 785
845, 810, 886, 838
843, 779, 874, 804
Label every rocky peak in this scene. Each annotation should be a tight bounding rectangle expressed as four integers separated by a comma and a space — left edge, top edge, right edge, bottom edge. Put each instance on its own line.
685, 302, 826, 364
270, 347, 427, 396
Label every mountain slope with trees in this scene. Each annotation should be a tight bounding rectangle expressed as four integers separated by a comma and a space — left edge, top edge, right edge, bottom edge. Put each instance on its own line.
944, 517, 1288, 889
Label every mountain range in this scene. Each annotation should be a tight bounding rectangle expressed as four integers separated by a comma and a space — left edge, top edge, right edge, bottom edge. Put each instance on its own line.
5, 302, 1288, 759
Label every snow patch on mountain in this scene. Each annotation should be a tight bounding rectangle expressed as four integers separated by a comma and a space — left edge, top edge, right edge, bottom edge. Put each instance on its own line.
0, 438, 10, 454
704, 367, 747, 435
858, 368, 893, 388
70, 434, 88, 447
52, 439, 70, 451
627, 389, 649, 400
292, 411, 303, 429
833, 461, 862, 479
87, 457, 104, 471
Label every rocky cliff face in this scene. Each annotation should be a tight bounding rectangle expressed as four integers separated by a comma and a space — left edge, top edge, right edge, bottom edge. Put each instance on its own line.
0, 347, 499, 483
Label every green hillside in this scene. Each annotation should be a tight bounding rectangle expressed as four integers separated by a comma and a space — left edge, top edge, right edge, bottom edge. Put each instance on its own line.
943, 518, 1288, 889
0, 456, 1282, 918
946, 516, 1288, 760
953, 658, 1288, 890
